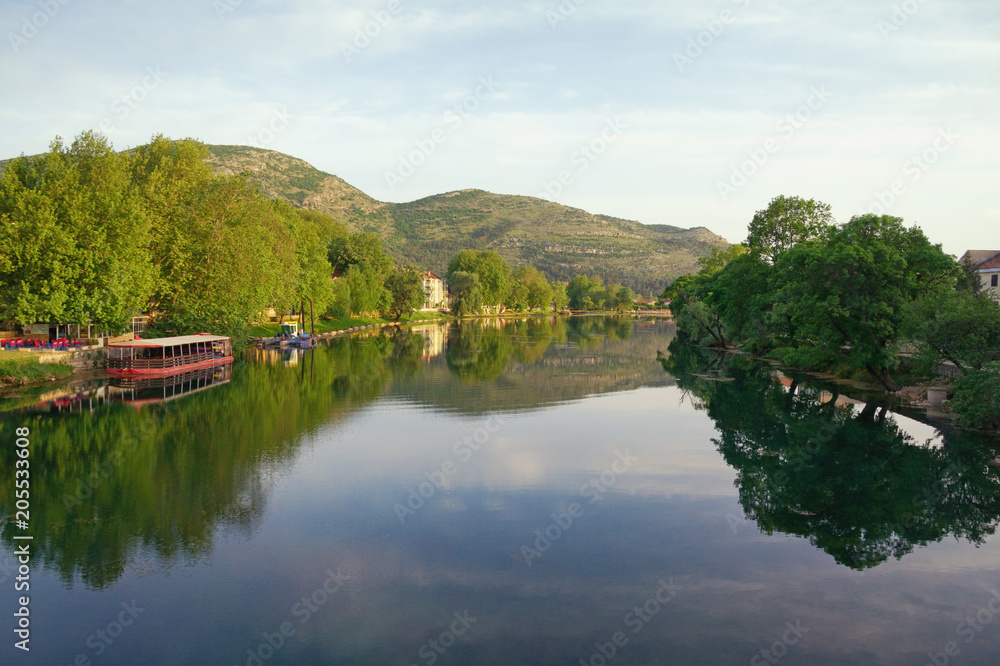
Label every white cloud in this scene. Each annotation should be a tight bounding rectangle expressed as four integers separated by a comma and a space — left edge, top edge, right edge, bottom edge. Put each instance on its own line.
0, 0, 997, 254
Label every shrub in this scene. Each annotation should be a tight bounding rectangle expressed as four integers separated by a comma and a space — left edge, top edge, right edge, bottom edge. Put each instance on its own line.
949, 363, 1000, 431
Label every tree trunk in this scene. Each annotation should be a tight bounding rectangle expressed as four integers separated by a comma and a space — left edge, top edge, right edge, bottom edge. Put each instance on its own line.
866, 364, 901, 393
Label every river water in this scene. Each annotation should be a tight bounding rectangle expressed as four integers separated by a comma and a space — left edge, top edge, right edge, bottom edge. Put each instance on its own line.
2, 316, 999, 665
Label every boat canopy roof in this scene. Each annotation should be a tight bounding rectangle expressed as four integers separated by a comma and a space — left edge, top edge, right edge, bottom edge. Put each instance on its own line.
110, 335, 230, 349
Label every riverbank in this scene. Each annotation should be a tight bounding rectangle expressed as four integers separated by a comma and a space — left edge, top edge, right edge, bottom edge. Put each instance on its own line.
0, 353, 74, 385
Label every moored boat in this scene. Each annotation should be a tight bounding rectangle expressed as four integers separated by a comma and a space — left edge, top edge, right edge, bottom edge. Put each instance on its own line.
107, 334, 233, 377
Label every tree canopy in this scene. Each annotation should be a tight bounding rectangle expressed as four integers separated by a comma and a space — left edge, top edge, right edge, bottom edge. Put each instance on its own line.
0, 132, 346, 345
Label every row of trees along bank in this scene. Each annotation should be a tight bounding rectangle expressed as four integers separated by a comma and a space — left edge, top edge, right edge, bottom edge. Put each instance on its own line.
445, 250, 637, 316
0, 132, 436, 348
665, 195, 1000, 430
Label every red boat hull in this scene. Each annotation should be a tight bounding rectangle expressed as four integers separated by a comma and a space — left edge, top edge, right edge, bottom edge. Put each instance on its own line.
107, 356, 234, 377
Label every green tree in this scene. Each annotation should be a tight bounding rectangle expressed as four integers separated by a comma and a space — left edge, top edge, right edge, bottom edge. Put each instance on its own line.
345, 264, 389, 315
905, 289, 1000, 374
516, 266, 554, 311
697, 244, 748, 274
384, 267, 424, 320
329, 232, 393, 281
746, 195, 832, 264
448, 271, 482, 317
770, 214, 955, 391
0, 132, 157, 332
551, 283, 568, 311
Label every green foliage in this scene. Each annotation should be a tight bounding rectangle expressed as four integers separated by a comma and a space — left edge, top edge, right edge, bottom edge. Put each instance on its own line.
0, 132, 351, 347
384, 267, 424, 320
329, 231, 393, 282
951, 364, 1000, 431
328, 278, 351, 319
904, 290, 1000, 374
346, 264, 389, 316
746, 195, 832, 263
515, 266, 554, 311
0, 132, 157, 332
769, 214, 956, 391
446, 250, 511, 309
697, 244, 748, 275
551, 283, 568, 311
668, 200, 976, 395
448, 271, 482, 317
664, 344, 1000, 568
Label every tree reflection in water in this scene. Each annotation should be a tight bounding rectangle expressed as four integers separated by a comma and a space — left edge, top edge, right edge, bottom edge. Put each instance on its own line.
662, 341, 1000, 569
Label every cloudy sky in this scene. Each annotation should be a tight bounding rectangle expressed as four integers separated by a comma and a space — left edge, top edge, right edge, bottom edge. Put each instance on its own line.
1, 0, 997, 253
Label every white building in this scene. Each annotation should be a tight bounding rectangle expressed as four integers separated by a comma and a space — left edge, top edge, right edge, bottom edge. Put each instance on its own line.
422, 272, 447, 310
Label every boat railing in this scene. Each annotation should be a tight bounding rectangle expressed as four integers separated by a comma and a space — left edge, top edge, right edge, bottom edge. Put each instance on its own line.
106, 351, 220, 370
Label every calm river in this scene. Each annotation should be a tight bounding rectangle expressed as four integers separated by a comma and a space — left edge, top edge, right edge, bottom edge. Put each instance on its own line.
2, 317, 1000, 665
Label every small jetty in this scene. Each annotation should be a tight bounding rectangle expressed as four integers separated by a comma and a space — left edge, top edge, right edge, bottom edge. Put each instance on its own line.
262, 322, 316, 348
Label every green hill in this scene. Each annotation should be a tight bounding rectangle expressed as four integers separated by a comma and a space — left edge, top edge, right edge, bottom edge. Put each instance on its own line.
204, 145, 728, 293
2, 144, 729, 293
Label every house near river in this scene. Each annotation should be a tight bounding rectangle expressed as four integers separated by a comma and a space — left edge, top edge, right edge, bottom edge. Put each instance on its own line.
962, 250, 1000, 300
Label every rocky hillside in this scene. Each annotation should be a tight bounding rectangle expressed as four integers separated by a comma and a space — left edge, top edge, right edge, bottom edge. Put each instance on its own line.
205, 145, 728, 294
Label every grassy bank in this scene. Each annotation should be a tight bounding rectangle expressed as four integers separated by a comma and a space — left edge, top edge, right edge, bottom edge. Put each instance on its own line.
0, 353, 73, 385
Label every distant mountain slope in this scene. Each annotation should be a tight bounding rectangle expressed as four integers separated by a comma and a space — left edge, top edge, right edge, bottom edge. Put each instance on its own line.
1, 145, 729, 293
204, 146, 728, 293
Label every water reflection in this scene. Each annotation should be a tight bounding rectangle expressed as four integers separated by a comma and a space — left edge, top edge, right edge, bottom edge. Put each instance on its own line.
662, 342, 1000, 569
0, 318, 654, 591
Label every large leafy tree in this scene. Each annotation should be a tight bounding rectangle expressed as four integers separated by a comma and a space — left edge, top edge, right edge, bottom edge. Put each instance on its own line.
384, 267, 424, 320
446, 250, 512, 311
155, 176, 297, 340
770, 214, 955, 391
448, 271, 482, 317
0, 132, 157, 332
329, 231, 393, 316
746, 195, 832, 264
904, 289, 1000, 374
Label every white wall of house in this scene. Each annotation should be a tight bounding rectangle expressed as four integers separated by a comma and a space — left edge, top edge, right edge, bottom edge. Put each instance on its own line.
980, 269, 1000, 300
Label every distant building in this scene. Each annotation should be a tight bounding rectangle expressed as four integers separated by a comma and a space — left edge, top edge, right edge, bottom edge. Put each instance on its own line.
961, 250, 1000, 300
422, 271, 446, 310
634, 298, 655, 306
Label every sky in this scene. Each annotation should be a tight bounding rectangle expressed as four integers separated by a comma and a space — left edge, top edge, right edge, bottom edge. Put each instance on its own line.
0, 0, 997, 254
